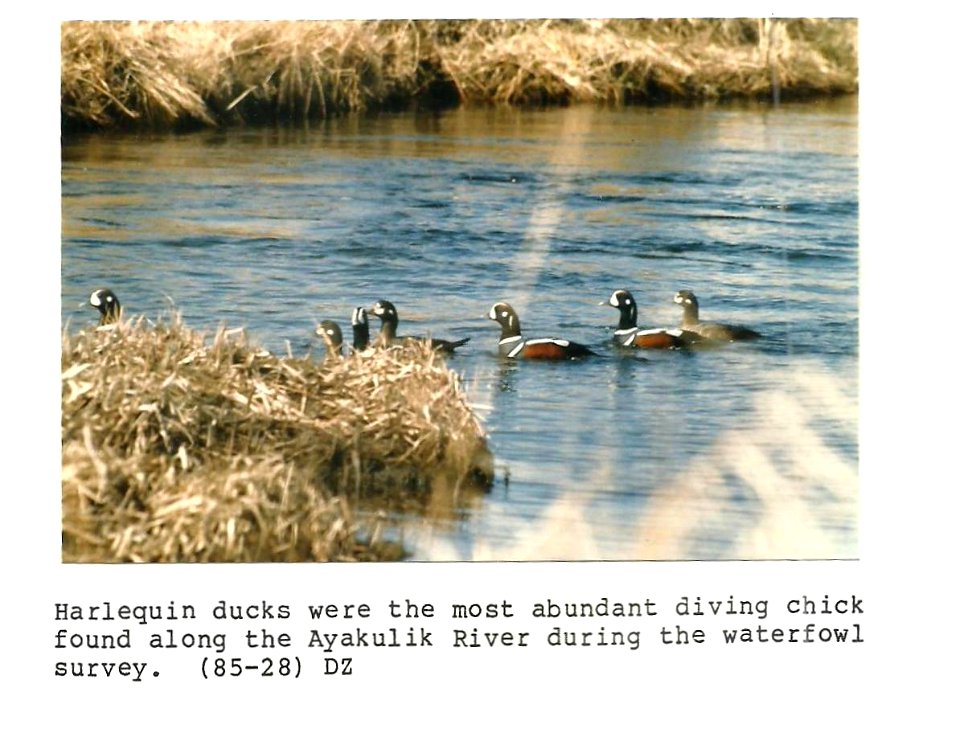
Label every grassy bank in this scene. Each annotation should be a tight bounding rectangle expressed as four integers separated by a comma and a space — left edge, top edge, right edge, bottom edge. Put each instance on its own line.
61, 19, 857, 130
62, 318, 492, 562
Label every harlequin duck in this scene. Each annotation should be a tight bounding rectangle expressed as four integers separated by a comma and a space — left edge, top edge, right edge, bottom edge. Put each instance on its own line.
316, 320, 345, 357
673, 290, 761, 341
89, 288, 122, 325
487, 301, 595, 359
602, 289, 704, 349
351, 307, 370, 351
369, 299, 469, 353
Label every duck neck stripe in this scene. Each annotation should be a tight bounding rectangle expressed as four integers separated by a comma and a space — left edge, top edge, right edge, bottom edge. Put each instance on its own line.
634, 327, 680, 337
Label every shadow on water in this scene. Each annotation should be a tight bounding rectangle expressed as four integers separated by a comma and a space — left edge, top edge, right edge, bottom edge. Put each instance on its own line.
62, 98, 859, 561
408, 356, 857, 561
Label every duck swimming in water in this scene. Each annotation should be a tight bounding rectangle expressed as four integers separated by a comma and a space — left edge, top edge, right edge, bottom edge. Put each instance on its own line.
89, 288, 122, 325
673, 290, 761, 341
369, 299, 470, 353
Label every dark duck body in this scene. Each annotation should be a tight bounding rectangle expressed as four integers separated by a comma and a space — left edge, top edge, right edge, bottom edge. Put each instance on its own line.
603, 289, 704, 349
351, 307, 370, 351
487, 302, 595, 360
369, 299, 469, 353
673, 290, 761, 341
89, 288, 122, 325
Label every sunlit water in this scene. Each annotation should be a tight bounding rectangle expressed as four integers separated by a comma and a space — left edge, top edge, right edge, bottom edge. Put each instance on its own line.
61, 99, 858, 561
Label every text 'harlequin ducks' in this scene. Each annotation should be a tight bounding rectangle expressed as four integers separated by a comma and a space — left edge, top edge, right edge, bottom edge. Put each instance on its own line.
487, 301, 595, 360
316, 320, 345, 357
602, 289, 703, 349
673, 290, 761, 341
369, 299, 470, 353
89, 288, 122, 325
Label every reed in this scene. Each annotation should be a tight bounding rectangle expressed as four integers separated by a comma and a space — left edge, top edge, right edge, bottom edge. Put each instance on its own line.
61, 317, 492, 562
438, 19, 858, 104
61, 19, 857, 130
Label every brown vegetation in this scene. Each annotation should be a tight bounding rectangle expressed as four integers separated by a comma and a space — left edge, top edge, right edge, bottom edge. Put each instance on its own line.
61, 317, 492, 562
61, 19, 858, 130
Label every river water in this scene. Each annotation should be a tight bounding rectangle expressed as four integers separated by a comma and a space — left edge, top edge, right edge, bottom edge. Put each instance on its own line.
61, 99, 858, 561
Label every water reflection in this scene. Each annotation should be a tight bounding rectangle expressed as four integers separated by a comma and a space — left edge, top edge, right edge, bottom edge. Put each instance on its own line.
406, 359, 857, 561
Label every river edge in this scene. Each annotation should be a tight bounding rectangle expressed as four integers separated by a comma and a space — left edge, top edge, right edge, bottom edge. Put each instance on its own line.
61, 19, 858, 132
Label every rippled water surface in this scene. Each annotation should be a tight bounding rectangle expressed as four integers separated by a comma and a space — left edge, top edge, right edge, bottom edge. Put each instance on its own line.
62, 100, 859, 561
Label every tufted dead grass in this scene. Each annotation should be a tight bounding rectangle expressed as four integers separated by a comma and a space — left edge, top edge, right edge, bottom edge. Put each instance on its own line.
61, 316, 492, 562
61, 19, 858, 130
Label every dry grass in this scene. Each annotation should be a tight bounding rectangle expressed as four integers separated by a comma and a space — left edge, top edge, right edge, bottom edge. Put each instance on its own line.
61, 20, 425, 128
438, 19, 858, 104
61, 19, 857, 130
61, 317, 492, 562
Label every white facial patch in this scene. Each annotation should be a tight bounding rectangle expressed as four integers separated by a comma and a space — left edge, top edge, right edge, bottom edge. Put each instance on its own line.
89, 291, 102, 307
609, 292, 619, 307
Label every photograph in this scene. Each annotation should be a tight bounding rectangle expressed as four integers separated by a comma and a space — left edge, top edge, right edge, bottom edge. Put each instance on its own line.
6, 6, 954, 738
60, 18, 859, 563
61, 18, 859, 563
